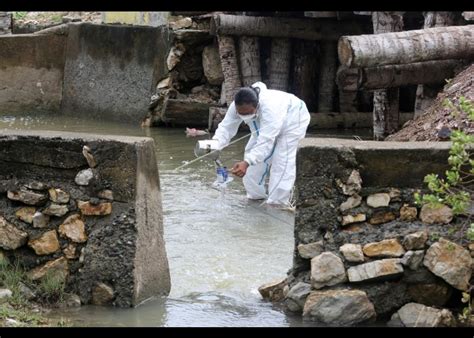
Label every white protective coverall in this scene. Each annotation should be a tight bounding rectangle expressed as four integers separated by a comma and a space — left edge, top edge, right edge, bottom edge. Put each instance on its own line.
212, 82, 311, 206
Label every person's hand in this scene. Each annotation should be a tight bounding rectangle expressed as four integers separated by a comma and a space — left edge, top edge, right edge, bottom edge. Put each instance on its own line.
231, 161, 249, 177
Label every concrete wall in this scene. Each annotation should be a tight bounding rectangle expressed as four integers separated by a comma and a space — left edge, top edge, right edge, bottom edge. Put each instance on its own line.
0, 130, 170, 307
0, 33, 66, 114
61, 23, 170, 123
102, 12, 170, 27
276, 138, 473, 326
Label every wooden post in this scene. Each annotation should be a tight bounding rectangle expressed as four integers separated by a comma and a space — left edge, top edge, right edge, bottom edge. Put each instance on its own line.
269, 38, 291, 91
415, 12, 456, 118
318, 41, 338, 112
291, 40, 319, 112
371, 12, 404, 140
217, 35, 242, 106
238, 36, 261, 86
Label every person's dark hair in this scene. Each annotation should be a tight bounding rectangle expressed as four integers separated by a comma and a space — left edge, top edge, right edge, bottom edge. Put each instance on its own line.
234, 86, 260, 107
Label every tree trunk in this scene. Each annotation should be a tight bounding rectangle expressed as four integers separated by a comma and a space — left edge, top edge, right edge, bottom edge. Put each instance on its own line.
291, 40, 319, 112
338, 24, 474, 68
337, 59, 467, 91
238, 36, 261, 86
415, 12, 456, 118
211, 14, 364, 40
318, 41, 338, 112
371, 12, 404, 140
338, 88, 359, 112
217, 35, 242, 106
208, 107, 228, 131
269, 38, 291, 91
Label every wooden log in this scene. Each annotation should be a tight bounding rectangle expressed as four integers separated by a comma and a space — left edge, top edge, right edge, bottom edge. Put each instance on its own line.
336, 59, 467, 91
161, 99, 217, 127
415, 12, 456, 118
269, 38, 291, 91
318, 41, 337, 112
338, 24, 474, 68
308, 112, 414, 129
238, 36, 261, 86
291, 40, 319, 112
217, 35, 242, 106
210, 14, 364, 41
371, 12, 404, 140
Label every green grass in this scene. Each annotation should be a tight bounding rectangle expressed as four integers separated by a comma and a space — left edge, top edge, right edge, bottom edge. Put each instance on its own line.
0, 260, 30, 307
36, 270, 66, 305
12, 12, 27, 20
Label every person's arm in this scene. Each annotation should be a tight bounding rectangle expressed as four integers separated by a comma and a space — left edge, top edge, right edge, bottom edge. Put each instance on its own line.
212, 102, 242, 150
243, 103, 285, 166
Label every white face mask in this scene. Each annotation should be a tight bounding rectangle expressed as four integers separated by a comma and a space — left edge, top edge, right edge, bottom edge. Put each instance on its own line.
239, 113, 257, 122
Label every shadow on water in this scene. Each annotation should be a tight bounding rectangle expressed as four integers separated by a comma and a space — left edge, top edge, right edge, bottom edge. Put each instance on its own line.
0, 113, 373, 327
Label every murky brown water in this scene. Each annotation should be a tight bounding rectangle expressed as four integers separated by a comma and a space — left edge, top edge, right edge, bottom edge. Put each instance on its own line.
0, 113, 372, 327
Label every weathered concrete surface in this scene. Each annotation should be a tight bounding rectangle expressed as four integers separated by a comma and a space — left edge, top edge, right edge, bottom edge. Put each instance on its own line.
0, 34, 66, 114
0, 130, 170, 307
61, 23, 170, 123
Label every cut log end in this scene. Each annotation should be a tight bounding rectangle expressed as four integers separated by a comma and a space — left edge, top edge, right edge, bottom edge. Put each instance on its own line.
338, 37, 353, 68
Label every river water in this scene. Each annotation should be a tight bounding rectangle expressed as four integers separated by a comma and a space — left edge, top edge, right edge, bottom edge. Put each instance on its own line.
0, 114, 371, 327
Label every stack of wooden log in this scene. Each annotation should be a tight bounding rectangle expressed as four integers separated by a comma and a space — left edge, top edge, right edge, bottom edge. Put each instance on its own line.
337, 11, 474, 139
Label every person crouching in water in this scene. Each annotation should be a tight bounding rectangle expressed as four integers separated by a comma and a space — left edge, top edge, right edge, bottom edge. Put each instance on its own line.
212, 82, 310, 209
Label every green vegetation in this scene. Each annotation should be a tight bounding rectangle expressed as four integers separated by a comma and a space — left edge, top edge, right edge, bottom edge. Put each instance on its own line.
12, 12, 27, 20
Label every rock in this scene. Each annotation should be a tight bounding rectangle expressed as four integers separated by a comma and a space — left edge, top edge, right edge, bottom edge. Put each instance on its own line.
7, 190, 47, 206
28, 230, 60, 255
419, 204, 453, 224
97, 190, 113, 201
469, 243, 474, 251
402, 267, 439, 284
48, 188, 70, 204
4, 318, 21, 327
408, 283, 452, 307
32, 212, 49, 228
389, 303, 455, 327
310, 252, 347, 289
341, 214, 366, 226
363, 239, 406, 258
63, 293, 81, 307
341, 170, 362, 196
339, 243, 365, 263
167, 43, 186, 71
19, 282, 36, 301
157, 77, 171, 89
423, 238, 472, 291
297, 241, 324, 259
59, 214, 87, 243
42, 203, 68, 217
25, 181, 47, 191
202, 44, 224, 85
366, 193, 391, 208
369, 211, 396, 225
79, 247, 85, 263
303, 289, 376, 326
0, 216, 28, 250
401, 250, 424, 270
285, 282, 311, 312
27, 257, 68, 282
92, 283, 115, 305
402, 231, 428, 250
387, 312, 404, 327
63, 244, 77, 259
388, 188, 401, 202
400, 205, 418, 222
169, 17, 193, 30
258, 278, 287, 302
77, 201, 112, 216
82, 146, 97, 168
15, 207, 36, 224
347, 259, 404, 282
75, 168, 94, 186
340, 194, 362, 212
0, 289, 12, 302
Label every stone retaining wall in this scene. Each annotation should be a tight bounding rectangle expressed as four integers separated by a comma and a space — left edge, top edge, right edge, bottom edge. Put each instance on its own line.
0, 130, 170, 307
260, 138, 473, 327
